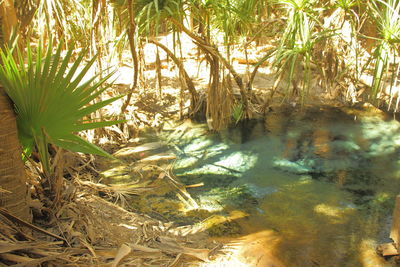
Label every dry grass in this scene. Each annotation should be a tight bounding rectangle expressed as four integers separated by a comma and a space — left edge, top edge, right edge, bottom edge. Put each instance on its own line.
0, 147, 230, 266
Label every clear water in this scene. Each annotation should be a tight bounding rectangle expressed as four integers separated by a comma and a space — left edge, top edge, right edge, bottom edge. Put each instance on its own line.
158, 105, 400, 266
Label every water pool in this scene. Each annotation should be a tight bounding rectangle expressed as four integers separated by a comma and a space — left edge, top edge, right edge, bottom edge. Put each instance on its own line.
159, 105, 400, 266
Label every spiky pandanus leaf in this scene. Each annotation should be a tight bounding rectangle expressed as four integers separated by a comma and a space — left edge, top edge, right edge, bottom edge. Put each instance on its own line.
368, 0, 400, 106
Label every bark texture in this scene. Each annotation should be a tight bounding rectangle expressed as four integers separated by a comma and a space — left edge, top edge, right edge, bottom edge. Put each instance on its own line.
0, 87, 30, 221
0, 0, 18, 42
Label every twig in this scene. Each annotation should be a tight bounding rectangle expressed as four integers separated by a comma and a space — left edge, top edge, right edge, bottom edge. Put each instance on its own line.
185, 183, 204, 189
0, 208, 67, 242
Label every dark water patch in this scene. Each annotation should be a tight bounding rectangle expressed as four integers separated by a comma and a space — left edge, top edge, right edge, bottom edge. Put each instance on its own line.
226, 118, 267, 144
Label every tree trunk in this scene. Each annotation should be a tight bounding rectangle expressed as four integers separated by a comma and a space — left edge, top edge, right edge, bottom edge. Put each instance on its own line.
169, 18, 250, 118
0, 0, 18, 43
0, 87, 30, 221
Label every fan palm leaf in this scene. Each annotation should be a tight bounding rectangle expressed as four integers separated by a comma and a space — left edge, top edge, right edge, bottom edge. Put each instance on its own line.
0, 40, 123, 174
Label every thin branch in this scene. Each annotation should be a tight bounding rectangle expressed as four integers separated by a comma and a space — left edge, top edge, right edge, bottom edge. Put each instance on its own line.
148, 39, 200, 114
169, 18, 249, 117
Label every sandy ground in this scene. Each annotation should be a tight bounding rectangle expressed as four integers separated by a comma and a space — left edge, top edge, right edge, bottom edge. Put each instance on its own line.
108, 32, 338, 122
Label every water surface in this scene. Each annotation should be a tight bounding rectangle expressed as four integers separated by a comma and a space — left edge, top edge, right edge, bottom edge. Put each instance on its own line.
159, 105, 400, 266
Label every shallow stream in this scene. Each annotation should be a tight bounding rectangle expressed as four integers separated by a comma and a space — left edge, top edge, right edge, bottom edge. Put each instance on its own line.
105, 104, 400, 266
157, 105, 400, 266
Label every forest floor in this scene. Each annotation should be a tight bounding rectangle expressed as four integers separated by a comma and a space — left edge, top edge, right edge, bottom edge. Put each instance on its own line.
75, 34, 352, 266
82, 35, 296, 266
1, 33, 384, 266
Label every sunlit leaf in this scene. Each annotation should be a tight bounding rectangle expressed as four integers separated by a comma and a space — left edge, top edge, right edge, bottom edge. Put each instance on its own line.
0, 40, 121, 174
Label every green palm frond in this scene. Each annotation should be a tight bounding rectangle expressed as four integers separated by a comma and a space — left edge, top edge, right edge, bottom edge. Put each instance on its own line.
136, 0, 184, 35
0, 40, 124, 174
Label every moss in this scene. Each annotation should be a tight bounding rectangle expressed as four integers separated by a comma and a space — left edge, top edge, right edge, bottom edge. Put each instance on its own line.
195, 186, 258, 212
207, 220, 242, 236
185, 209, 214, 220
202, 215, 243, 237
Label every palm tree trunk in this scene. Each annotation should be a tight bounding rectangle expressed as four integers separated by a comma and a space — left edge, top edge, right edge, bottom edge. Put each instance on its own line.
0, 87, 30, 221
0, 0, 18, 43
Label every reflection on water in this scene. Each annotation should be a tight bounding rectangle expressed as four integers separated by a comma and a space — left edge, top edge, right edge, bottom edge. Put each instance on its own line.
160, 105, 400, 266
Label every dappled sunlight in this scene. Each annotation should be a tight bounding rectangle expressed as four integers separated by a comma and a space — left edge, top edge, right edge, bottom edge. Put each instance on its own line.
180, 163, 238, 177
314, 203, 356, 221
183, 138, 214, 153
200, 256, 250, 267
359, 239, 388, 267
6, 0, 400, 265
160, 106, 400, 265
181, 142, 230, 161
203, 230, 285, 267
163, 120, 209, 143
201, 143, 231, 157
101, 165, 132, 183
214, 152, 258, 173
113, 141, 165, 158
185, 202, 224, 213
258, 185, 361, 265
174, 156, 198, 170
180, 150, 257, 177
359, 115, 400, 157
199, 210, 249, 233
93, 106, 400, 266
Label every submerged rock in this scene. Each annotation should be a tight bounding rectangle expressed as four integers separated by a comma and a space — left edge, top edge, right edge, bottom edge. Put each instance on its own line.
331, 140, 361, 153
273, 158, 313, 174
244, 183, 278, 199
